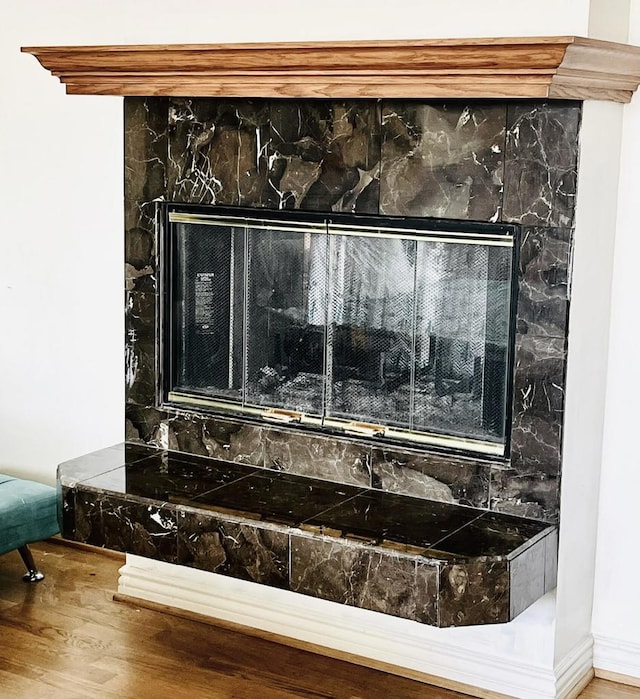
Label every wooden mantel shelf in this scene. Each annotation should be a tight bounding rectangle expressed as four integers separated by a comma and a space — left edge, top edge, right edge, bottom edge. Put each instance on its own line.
22, 36, 640, 102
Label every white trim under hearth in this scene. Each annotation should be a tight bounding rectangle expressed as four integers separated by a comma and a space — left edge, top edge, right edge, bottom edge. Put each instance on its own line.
118, 555, 593, 699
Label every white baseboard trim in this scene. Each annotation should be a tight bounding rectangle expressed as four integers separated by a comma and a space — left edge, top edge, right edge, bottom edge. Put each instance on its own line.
555, 637, 595, 699
118, 556, 592, 699
593, 634, 640, 680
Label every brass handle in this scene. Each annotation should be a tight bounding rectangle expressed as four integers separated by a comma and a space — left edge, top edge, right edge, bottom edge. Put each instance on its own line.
261, 408, 302, 424
344, 421, 385, 438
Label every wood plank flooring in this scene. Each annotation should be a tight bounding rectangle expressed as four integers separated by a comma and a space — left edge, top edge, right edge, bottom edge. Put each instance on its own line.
0, 540, 637, 699
581, 680, 640, 698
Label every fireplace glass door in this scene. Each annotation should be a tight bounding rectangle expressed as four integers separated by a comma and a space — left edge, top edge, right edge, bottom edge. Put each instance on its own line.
164, 207, 517, 456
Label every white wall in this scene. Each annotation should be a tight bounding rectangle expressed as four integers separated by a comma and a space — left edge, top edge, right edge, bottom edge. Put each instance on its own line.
591, 0, 640, 681
555, 99, 625, 665
2, 0, 638, 695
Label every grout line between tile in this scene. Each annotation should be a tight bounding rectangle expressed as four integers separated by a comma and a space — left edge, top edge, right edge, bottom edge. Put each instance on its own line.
428, 511, 487, 551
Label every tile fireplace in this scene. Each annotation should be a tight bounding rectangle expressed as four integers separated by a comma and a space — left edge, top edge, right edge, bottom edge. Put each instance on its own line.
66, 95, 571, 627
24, 36, 640, 628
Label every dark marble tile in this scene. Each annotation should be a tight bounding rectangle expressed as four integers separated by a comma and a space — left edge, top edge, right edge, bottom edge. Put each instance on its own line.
370, 446, 490, 507
192, 471, 364, 526
79, 455, 171, 503
167, 98, 270, 206
267, 100, 381, 213
354, 176, 380, 214
544, 529, 558, 593
122, 443, 164, 463
439, 560, 509, 627
165, 413, 265, 466
81, 466, 128, 495
304, 490, 481, 549
104, 495, 177, 562
349, 549, 418, 619
263, 428, 370, 487
509, 538, 546, 619
290, 536, 362, 605
123, 98, 167, 295
380, 102, 506, 221
65, 446, 264, 505
125, 291, 156, 406
290, 535, 419, 620
60, 485, 76, 540
490, 467, 559, 523
503, 102, 581, 227
177, 508, 289, 587
58, 443, 155, 487
517, 227, 573, 338
58, 445, 123, 487
165, 414, 212, 458
432, 510, 551, 559
125, 405, 166, 446
75, 489, 178, 561
510, 335, 566, 476
415, 562, 440, 625
124, 97, 168, 205
125, 199, 158, 294
200, 417, 266, 465
143, 451, 260, 502
72, 488, 102, 546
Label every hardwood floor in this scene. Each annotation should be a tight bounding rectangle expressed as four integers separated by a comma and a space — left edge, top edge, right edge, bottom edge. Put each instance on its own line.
0, 541, 637, 699
581, 680, 640, 698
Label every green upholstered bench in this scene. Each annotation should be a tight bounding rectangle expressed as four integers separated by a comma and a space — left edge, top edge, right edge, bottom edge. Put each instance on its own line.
0, 474, 59, 581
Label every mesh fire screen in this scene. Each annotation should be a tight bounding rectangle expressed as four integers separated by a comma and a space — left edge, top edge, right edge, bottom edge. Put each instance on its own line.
164, 206, 518, 456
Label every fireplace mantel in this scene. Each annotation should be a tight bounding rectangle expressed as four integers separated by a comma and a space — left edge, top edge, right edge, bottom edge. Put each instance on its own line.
22, 35, 640, 102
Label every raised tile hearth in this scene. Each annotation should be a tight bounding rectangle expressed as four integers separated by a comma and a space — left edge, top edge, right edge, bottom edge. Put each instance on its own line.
59, 443, 556, 627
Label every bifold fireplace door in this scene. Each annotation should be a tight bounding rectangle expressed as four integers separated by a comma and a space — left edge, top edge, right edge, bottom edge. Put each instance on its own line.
161, 206, 519, 457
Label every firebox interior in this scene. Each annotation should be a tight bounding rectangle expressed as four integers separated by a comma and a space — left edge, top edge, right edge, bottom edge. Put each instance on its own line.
162, 205, 519, 457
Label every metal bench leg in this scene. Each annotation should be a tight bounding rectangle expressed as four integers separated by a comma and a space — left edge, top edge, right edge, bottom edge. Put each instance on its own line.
17, 545, 45, 582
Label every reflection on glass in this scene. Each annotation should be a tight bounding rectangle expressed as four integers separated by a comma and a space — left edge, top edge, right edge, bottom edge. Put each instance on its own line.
173, 222, 245, 401
168, 213, 514, 449
411, 242, 511, 442
327, 234, 414, 427
245, 225, 327, 414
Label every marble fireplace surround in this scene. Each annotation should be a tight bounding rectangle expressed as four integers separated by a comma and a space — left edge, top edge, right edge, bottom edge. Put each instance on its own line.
25, 37, 640, 628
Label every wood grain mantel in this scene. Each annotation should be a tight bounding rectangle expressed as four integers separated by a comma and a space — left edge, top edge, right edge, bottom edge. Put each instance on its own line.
22, 36, 640, 102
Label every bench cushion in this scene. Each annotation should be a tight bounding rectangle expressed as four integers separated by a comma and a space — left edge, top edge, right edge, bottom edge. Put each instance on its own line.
0, 474, 59, 555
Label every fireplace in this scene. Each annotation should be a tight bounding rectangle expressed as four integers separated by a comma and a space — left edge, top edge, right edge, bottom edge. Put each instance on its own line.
162, 205, 518, 455
68, 93, 575, 626
110, 95, 570, 626
23, 36, 640, 630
